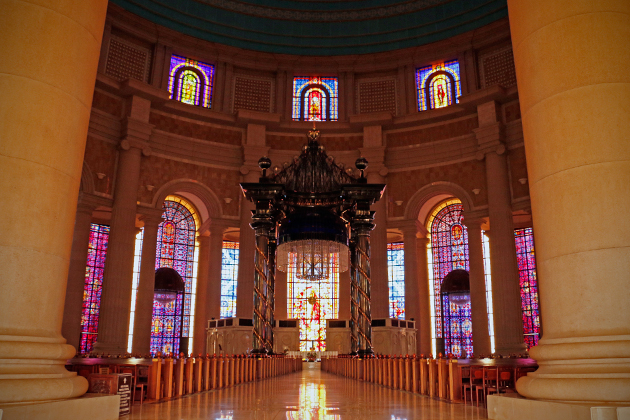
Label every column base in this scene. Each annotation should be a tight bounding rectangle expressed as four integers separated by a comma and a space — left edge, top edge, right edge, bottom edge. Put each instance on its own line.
488, 394, 630, 420
0, 394, 120, 420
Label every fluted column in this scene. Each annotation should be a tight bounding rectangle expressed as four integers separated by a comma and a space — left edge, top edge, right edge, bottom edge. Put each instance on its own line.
415, 236, 432, 355
0, 0, 107, 404
463, 219, 491, 356
95, 98, 153, 354
131, 210, 163, 355
509, 0, 630, 404
474, 101, 525, 354
62, 197, 98, 351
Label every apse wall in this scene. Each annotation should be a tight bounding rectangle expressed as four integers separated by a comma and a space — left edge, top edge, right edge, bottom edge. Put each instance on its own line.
84, 4, 530, 232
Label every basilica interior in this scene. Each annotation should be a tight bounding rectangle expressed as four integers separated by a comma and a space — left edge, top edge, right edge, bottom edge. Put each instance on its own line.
0, 1, 628, 419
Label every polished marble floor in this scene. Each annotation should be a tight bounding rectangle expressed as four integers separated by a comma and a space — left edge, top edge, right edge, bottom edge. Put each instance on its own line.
128, 362, 488, 420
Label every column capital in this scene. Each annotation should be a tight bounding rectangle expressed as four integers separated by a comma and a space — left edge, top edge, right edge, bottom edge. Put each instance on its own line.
473, 122, 505, 155
199, 218, 232, 236
121, 117, 154, 146
139, 207, 164, 228
392, 219, 428, 237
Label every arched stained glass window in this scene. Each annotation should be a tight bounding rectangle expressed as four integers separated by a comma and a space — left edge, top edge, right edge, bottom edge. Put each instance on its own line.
427, 200, 472, 357
220, 241, 239, 319
168, 55, 214, 108
287, 254, 339, 351
387, 242, 405, 319
152, 196, 200, 356
515, 228, 541, 349
416, 61, 461, 111
79, 223, 110, 354
292, 77, 338, 121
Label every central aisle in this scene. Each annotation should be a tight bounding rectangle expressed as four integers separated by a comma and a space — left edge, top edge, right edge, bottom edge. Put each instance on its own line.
128, 362, 488, 419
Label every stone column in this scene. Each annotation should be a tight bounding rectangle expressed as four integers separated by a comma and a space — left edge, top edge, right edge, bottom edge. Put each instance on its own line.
474, 101, 525, 354
361, 127, 389, 319
192, 235, 210, 355
401, 222, 421, 354
193, 223, 225, 354
462, 218, 491, 356
415, 236, 432, 355
508, 1, 630, 404
131, 210, 163, 355
0, 0, 107, 404
95, 96, 153, 354
236, 126, 269, 320
62, 196, 98, 351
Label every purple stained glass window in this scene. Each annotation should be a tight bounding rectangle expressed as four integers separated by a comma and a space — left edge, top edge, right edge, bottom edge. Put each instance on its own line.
387, 242, 405, 319
292, 77, 339, 121
416, 61, 462, 111
79, 223, 110, 354
220, 241, 239, 319
515, 228, 541, 349
168, 55, 214, 108
429, 203, 471, 357
151, 199, 197, 356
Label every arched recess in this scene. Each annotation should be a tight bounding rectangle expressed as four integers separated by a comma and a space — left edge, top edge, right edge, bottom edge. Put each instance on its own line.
151, 179, 223, 227
79, 161, 95, 194
404, 181, 475, 225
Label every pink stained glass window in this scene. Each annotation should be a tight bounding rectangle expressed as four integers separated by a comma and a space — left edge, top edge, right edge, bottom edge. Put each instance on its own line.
387, 242, 405, 319
416, 61, 461, 111
292, 77, 339, 121
151, 199, 197, 356
515, 228, 541, 349
429, 202, 471, 357
168, 55, 214, 108
79, 223, 110, 354
287, 253, 339, 351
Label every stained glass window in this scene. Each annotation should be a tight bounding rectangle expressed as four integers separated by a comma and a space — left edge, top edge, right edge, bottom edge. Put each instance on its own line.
292, 77, 339, 121
481, 232, 496, 354
151, 196, 200, 356
220, 241, 239, 319
79, 223, 110, 354
168, 55, 214, 108
416, 61, 461, 111
387, 242, 405, 319
127, 228, 144, 353
427, 200, 472, 357
515, 228, 541, 349
287, 254, 339, 351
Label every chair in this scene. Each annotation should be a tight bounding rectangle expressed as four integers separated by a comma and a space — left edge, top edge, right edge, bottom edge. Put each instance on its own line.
119, 366, 146, 405
463, 367, 483, 404
474, 367, 497, 406
486, 368, 515, 399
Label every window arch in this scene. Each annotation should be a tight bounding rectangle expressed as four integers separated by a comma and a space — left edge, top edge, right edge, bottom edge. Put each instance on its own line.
427, 199, 472, 357
416, 61, 462, 111
168, 55, 214, 108
151, 195, 200, 355
292, 77, 339, 121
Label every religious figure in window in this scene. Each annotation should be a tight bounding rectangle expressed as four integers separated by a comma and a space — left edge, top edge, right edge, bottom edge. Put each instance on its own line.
416, 61, 462, 111
168, 55, 214, 108
292, 77, 339, 121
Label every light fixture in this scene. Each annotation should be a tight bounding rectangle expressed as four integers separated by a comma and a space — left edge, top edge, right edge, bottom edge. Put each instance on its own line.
472, 188, 481, 195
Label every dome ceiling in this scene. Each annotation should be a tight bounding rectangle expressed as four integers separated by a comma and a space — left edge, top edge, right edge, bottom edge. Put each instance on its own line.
111, 0, 508, 55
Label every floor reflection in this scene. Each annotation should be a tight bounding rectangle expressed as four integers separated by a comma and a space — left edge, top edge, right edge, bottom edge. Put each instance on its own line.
127, 362, 487, 420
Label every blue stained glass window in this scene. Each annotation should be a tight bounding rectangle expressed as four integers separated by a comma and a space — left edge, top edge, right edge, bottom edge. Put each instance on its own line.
220, 241, 239, 319
387, 242, 405, 319
428, 201, 472, 357
79, 223, 110, 354
515, 228, 541, 349
416, 61, 461, 111
292, 77, 339, 121
168, 55, 214, 108
151, 197, 199, 356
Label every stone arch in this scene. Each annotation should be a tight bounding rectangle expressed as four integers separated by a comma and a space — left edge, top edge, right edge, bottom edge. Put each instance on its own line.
151, 179, 223, 225
404, 181, 475, 225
